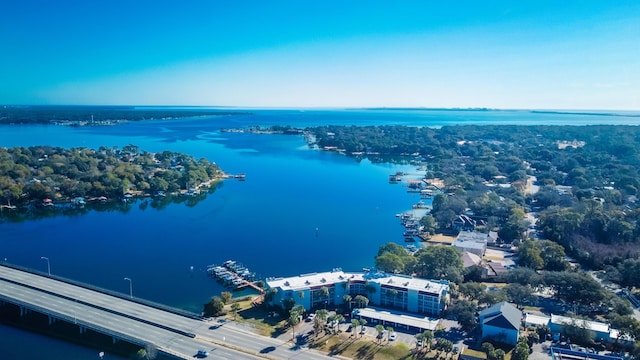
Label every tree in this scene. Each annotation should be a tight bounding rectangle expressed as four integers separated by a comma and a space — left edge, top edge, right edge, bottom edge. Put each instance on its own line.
512, 337, 530, 360
351, 319, 360, 337
422, 330, 434, 350
375, 325, 385, 344
499, 207, 529, 242
375, 252, 404, 273
413, 245, 463, 282
334, 314, 345, 333
220, 291, 232, 304
415, 332, 425, 349
281, 298, 296, 312
505, 283, 534, 307
320, 286, 330, 303
230, 302, 240, 320
342, 294, 352, 310
288, 305, 305, 341
420, 215, 437, 235
435, 338, 453, 352
203, 296, 225, 317
316, 309, 328, 322
449, 299, 478, 331
458, 282, 487, 301
353, 295, 369, 308
386, 326, 394, 342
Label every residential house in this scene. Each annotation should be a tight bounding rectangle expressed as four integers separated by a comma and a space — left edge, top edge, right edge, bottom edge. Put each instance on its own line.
479, 302, 522, 345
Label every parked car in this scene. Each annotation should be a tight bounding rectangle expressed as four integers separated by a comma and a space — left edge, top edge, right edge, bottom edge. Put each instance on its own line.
389, 332, 397, 341
359, 326, 366, 335
306, 313, 316, 322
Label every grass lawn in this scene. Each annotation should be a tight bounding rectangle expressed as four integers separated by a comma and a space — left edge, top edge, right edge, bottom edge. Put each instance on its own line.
310, 333, 414, 360
226, 297, 288, 337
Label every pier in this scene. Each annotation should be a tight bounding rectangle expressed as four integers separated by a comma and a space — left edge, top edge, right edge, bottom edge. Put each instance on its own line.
207, 260, 264, 293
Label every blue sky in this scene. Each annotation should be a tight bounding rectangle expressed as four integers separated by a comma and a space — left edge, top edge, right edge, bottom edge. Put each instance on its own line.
1, 1, 638, 109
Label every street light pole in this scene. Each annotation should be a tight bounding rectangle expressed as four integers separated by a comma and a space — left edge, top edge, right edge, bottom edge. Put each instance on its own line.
124, 277, 132, 298
40, 256, 50, 275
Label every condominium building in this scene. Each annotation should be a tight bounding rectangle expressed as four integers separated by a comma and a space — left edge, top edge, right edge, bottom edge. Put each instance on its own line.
265, 269, 449, 316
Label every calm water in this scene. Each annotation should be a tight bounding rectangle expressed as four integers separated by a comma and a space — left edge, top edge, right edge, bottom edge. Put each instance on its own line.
0, 108, 639, 358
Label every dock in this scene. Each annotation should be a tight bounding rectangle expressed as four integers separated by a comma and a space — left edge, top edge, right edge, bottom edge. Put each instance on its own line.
207, 260, 264, 293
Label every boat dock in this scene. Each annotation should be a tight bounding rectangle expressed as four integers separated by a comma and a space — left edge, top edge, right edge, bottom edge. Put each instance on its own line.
207, 260, 264, 293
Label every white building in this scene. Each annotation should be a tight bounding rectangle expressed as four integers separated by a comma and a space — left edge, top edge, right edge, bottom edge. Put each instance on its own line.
265, 269, 449, 316
452, 231, 488, 257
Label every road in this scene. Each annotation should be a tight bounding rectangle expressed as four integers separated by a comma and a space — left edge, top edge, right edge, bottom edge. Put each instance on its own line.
0, 265, 336, 360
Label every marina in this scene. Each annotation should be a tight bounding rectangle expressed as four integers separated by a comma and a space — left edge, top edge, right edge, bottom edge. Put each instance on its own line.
207, 260, 264, 293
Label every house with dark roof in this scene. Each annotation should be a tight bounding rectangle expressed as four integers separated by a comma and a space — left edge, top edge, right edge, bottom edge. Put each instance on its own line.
478, 302, 521, 345
452, 215, 476, 231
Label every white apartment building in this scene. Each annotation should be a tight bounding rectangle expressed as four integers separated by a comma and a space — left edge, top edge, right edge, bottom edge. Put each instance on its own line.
265, 269, 449, 316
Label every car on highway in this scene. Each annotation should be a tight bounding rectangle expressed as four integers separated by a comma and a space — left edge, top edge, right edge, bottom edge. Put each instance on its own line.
196, 349, 209, 358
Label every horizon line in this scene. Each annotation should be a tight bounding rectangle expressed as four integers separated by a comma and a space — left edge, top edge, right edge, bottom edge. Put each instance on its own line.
3, 104, 640, 113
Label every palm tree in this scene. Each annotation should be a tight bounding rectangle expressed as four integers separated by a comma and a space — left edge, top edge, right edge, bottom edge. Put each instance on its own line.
375, 325, 385, 344
320, 286, 330, 308
334, 314, 345, 333
354, 295, 369, 309
351, 319, 360, 337
312, 316, 324, 338
289, 305, 305, 342
359, 318, 367, 338
342, 294, 352, 310
316, 309, 328, 322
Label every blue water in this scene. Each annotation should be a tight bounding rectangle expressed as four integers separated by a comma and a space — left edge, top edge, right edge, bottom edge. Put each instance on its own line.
0, 108, 639, 358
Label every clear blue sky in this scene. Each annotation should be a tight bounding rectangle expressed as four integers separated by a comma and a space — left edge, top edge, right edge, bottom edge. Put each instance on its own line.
1, 1, 638, 109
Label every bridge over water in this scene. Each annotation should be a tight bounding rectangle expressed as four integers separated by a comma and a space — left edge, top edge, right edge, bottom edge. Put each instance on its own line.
0, 264, 331, 360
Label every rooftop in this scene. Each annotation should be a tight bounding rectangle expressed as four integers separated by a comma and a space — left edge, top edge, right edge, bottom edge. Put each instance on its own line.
354, 307, 439, 331
455, 231, 490, 244
524, 312, 551, 327
550, 314, 610, 334
266, 270, 364, 291
479, 302, 522, 331
266, 270, 449, 294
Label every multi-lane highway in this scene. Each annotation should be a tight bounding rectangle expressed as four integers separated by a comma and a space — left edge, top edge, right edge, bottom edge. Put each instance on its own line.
0, 265, 332, 359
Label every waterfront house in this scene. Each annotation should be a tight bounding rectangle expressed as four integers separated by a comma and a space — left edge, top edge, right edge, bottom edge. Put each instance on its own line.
452, 215, 476, 231
479, 302, 521, 345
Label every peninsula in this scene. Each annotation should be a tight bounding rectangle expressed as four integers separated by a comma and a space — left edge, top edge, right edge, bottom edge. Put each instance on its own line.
0, 145, 224, 209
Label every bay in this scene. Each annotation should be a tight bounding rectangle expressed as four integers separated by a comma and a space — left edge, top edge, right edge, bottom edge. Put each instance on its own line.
0, 108, 638, 358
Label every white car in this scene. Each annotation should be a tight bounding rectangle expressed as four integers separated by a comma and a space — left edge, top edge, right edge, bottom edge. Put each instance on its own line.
359, 326, 366, 335
389, 332, 397, 341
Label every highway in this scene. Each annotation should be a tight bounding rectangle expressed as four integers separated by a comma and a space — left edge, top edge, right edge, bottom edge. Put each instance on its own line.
0, 265, 333, 359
